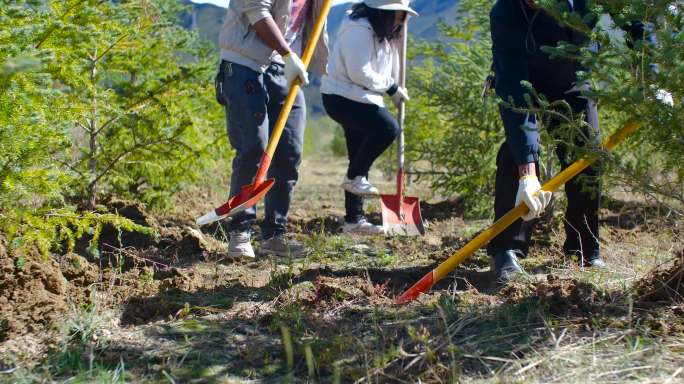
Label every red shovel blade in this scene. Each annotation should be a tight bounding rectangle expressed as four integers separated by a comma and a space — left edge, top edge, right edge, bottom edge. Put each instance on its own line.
380, 194, 425, 236
196, 178, 275, 226
395, 270, 435, 304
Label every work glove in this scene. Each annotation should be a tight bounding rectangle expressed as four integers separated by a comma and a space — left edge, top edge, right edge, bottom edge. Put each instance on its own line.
515, 175, 552, 221
391, 86, 410, 108
283, 52, 309, 87
656, 88, 674, 106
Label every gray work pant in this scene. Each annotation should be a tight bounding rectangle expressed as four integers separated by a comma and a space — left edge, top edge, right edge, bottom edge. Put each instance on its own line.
219, 61, 305, 239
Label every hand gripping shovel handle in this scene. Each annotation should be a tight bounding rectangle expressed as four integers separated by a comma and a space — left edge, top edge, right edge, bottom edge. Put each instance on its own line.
396, 120, 641, 304
254, 0, 332, 185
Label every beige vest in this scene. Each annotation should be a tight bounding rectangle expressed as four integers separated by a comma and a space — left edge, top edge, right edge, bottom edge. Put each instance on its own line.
219, 0, 329, 74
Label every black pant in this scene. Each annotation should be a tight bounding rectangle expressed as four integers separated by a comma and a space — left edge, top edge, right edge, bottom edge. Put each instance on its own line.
322, 94, 399, 223
487, 89, 601, 258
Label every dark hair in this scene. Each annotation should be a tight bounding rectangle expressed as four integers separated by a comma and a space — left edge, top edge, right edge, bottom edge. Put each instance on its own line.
349, 3, 405, 42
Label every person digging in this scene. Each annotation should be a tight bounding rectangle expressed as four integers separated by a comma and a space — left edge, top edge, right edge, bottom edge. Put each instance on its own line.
321, 0, 415, 235
215, 0, 328, 258
486, 0, 664, 282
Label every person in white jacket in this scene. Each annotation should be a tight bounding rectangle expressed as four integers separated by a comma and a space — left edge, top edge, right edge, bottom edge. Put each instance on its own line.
321, 0, 417, 235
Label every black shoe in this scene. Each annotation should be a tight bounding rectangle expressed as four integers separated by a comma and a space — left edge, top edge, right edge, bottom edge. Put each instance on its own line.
491, 250, 525, 283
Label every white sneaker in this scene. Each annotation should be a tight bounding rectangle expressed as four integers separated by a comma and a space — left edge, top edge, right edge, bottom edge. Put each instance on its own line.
341, 176, 379, 197
228, 231, 255, 259
342, 219, 384, 235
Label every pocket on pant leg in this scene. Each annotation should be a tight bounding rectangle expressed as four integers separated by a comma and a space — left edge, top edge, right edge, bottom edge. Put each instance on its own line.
243, 78, 268, 125
219, 62, 236, 105
226, 66, 269, 158
226, 68, 268, 127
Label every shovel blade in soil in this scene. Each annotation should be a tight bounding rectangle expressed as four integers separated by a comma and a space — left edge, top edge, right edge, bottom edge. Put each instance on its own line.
380, 194, 425, 236
396, 270, 435, 304
196, 179, 275, 226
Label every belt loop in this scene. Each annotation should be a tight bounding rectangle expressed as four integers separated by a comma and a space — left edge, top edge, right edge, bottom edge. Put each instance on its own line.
226, 62, 233, 77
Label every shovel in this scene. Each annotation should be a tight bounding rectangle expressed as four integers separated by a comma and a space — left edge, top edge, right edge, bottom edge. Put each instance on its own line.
396, 120, 641, 303
197, 0, 332, 226
380, 22, 425, 236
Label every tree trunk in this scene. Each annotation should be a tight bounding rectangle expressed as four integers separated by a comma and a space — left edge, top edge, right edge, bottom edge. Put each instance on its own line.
86, 52, 98, 209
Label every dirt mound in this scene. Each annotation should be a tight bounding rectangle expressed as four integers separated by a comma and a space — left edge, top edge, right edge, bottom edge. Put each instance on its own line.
100, 199, 159, 249
281, 276, 390, 307
288, 215, 344, 235
420, 198, 464, 221
78, 201, 215, 271
634, 249, 684, 303
0, 249, 91, 341
158, 226, 218, 262
0, 200, 217, 342
501, 275, 607, 316
78, 200, 212, 265
600, 196, 670, 230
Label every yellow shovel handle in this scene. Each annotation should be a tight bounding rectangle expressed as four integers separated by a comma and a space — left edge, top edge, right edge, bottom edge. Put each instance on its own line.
264, 0, 332, 159
432, 120, 640, 283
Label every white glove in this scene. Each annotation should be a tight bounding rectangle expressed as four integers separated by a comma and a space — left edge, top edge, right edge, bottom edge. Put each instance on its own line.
391, 86, 410, 108
283, 52, 309, 87
656, 88, 674, 106
515, 175, 552, 221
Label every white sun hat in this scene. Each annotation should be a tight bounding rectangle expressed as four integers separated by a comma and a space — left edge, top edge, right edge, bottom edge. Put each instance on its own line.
363, 0, 419, 16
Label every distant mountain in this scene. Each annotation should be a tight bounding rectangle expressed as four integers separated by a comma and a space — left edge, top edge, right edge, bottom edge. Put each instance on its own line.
179, 1, 226, 44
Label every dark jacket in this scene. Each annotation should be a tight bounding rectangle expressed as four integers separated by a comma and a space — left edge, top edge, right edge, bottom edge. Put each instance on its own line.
489, 0, 645, 165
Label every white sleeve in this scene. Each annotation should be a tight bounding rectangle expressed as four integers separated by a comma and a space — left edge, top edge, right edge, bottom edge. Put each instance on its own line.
339, 25, 395, 93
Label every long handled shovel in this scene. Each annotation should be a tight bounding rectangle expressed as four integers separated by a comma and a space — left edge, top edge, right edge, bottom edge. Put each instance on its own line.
380, 22, 425, 236
197, 0, 332, 226
396, 120, 641, 303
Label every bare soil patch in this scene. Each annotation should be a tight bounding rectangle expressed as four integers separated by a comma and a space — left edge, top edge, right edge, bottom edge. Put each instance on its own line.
635, 249, 684, 303
502, 275, 612, 317
3, 156, 683, 382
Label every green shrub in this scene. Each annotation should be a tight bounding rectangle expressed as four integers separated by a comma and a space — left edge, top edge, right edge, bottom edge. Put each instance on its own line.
405, 0, 502, 218
531, 0, 684, 212
28, 0, 230, 209
408, 0, 684, 217
0, 0, 226, 255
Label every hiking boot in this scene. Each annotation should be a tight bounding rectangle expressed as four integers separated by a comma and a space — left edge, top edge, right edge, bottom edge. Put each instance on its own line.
260, 235, 307, 257
228, 231, 255, 259
342, 218, 384, 235
491, 250, 525, 283
341, 176, 379, 197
